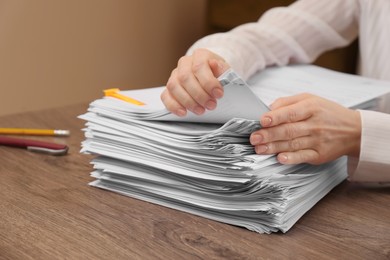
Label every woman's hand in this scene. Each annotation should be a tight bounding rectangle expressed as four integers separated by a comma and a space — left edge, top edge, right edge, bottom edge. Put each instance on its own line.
161, 49, 230, 117
250, 93, 362, 165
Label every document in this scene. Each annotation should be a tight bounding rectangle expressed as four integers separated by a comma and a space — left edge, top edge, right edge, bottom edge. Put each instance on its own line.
80, 65, 390, 233
87, 68, 269, 124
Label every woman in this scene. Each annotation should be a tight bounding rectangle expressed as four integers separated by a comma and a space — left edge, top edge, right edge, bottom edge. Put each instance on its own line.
161, 0, 390, 182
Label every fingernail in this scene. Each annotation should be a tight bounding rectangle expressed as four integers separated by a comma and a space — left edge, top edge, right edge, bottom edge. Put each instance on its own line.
193, 106, 205, 115
255, 145, 268, 154
176, 108, 187, 117
261, 117, 272, 127
278, 154, 288, 163
205, 100, 217, 110
250, 134, 263, 145
212, 88, 224, 99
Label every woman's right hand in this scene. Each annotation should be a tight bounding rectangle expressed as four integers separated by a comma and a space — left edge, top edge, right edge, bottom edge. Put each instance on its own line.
161, 48, 230, 117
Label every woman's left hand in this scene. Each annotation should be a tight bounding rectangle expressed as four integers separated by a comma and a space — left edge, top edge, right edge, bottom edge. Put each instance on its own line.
250, 93, 362, 165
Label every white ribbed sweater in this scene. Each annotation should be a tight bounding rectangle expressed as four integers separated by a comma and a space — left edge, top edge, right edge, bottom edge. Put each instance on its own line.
188, 0, 390, 182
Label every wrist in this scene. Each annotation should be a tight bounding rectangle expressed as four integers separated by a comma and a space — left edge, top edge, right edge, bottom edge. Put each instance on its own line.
348, 110, 362, 157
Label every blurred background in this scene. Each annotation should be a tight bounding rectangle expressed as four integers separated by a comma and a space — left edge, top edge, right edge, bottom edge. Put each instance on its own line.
0, 0, 356, 116
0, 0, 207, 116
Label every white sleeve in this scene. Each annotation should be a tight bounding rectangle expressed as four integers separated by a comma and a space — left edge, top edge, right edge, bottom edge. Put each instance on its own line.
187, 0, 359, 80
348, 110, 390, 183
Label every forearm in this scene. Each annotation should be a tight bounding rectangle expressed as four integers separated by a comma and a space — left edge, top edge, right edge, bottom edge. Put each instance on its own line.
188, 0, 359, 80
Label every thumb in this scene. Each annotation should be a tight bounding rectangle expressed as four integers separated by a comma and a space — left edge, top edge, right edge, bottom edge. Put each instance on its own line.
209, 59, 229, 78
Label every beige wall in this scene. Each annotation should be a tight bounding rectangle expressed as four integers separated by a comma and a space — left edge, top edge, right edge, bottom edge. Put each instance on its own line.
0, 0, 207, 116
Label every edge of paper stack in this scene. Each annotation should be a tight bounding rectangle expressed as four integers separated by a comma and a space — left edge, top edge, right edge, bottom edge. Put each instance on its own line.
80, 65, 390, 233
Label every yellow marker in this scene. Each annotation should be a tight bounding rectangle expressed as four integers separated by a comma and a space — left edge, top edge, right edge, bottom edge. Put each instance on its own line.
104, 88, 145, 106
0, 128, 70, 136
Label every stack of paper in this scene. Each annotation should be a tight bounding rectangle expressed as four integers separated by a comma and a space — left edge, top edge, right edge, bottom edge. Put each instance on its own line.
80, 65, 390, 233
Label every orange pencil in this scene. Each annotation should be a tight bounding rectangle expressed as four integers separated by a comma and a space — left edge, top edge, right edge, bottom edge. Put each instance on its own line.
0, 128, 70, 136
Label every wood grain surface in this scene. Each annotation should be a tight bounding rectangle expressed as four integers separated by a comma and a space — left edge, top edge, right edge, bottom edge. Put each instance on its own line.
0, 104, 389, 259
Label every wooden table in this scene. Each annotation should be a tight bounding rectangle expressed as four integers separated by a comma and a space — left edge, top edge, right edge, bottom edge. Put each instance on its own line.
1, 104, 389, 259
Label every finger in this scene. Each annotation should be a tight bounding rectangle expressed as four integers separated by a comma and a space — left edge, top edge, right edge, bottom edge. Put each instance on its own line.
270, 93, 313, 110
209, 59, 230, 78
277, 150, 320, 165
167, 68, 205, 115
260, 99, 313, 127
192, 49, 225, 100
254, 136, 314, 155
160, 89, 187, 117
176, 56, 213, 111
250, 121, 309, 145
